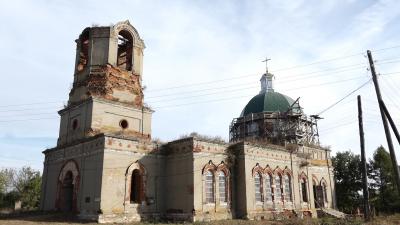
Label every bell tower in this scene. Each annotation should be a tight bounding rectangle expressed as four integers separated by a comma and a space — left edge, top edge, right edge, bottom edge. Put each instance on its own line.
69, 20, 145, 106
57, 21, 152, 146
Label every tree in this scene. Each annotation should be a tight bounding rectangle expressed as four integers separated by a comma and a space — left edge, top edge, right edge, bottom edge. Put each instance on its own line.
0, 167, 41, 209
0, 170, 7, 194
332, 150, 362, 213
0, 169, 13, 208
369, 146, 400, 214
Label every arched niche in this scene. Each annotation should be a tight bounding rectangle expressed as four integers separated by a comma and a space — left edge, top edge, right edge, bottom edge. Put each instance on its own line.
125, 161, 147, 206
55, 160, 80, 212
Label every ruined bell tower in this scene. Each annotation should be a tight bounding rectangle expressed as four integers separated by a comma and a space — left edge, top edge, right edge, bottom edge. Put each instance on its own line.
40, 21, 156, 220
69, 20, 145, 106
57, 20, 152, 147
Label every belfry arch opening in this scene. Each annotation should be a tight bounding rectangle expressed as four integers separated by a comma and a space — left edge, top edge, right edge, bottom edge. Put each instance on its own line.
77, 30, 89, 72
117, 30, 133, 71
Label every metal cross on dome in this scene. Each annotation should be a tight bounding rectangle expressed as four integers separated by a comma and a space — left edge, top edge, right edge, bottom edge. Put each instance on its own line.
262, 57, 271, 74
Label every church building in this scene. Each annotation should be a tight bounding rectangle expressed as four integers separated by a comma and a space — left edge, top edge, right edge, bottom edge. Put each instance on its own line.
40, 21, 337, 223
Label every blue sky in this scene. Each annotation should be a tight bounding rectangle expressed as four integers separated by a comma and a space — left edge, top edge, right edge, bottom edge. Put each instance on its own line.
1, 0, 400, 171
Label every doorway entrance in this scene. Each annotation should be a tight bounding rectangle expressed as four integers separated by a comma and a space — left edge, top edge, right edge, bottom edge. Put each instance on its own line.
61, 171, 74, 211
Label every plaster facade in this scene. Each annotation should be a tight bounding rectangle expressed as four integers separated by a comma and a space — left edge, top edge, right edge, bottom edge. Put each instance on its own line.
40, 21, 336, 223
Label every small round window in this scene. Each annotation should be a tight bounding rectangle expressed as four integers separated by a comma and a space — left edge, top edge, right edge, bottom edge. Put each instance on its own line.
120, 119, 129, 129
72, 119, 78, 130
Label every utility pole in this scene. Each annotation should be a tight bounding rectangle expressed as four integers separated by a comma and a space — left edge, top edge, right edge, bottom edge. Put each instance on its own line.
358, 95, 370, 221
367, 50, 400, 195
380, 99, 400, 146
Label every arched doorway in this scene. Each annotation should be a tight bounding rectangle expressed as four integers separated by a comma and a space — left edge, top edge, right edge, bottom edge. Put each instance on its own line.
125, 162, 147, 207
61, 171, 74, 211
130, 169, 142, 203
56, 160, 80, 212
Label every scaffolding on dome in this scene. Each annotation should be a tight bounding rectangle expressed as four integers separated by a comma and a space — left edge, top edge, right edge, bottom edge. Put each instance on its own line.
229, 99, 320, 146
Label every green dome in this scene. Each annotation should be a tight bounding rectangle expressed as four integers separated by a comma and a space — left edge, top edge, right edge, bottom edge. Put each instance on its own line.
240, 91, 301, 117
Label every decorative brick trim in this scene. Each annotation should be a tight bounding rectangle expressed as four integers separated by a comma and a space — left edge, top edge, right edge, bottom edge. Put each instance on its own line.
298, 171, 308, 181
311, 174, 319, 185
264, 165, 273, 175
283, 166, 293, 176
216, 161, 230, 176
273, 166, 283, 175
252, 163, 264, 176
202, 160, 217, 174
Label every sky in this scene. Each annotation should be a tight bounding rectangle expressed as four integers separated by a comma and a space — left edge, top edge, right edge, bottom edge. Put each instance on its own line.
1, 0, 400, 171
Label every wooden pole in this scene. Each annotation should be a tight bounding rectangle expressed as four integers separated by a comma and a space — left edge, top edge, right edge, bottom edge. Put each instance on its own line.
367, 50, 400, 195
380, 99, 400, 146
358, 95, 370, 221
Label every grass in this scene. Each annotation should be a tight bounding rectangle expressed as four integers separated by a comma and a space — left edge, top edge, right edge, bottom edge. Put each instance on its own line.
1, 212, 400, 225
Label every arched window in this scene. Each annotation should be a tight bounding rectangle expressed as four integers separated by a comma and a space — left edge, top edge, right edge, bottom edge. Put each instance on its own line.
130, 169, 142, 203
275, 174, 283, 202
254, 172, 263, 202
218, 171, 227, 203
284, 174, 292, 202
301, 178, 308, 202
264, 173, 273, 202
117, 30, 133, 71
205, 170, 214, 203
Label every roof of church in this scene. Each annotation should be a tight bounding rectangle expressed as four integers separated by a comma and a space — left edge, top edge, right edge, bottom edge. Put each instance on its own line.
241, 91, 300, 116
240, 72, 302, 117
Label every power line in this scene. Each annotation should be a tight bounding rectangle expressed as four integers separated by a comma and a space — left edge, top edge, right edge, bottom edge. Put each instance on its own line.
148, 75, 367, 104
144, 48, 400, 93
0, 63, 367, 109
319, 120, 358, 133
317, 79, 372, 116
0, 117, 58, 123
145, 62, 367, 93
0, 57, 397, 110
0, 65, 369, 111
0, 106, 63, 113
0, 112, 56, 118
146, 64, 367, 99
0, 59, 398, 120
0, 75, 385, 119
154, 76, 370, 109
371, 45, 400, 53
0, 101, 62, 108
1, 72, 399, 120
